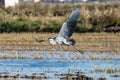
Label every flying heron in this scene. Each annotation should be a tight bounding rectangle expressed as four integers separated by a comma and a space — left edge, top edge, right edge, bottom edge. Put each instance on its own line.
36, 8, 83, 53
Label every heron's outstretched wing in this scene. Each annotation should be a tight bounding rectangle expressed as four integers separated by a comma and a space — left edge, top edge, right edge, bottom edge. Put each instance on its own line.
56, 8, 80, 40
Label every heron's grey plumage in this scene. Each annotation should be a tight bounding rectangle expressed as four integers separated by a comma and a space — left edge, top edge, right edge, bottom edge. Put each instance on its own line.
36, 8, 83, 53
37, 8, 80, 46
55, 8, 80, 41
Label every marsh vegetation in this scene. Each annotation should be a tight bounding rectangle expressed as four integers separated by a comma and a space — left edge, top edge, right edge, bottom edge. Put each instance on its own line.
0, 2, 120, 33
0, 33, 120, 53
0, 2, 120, 80
0, 32, 119, 80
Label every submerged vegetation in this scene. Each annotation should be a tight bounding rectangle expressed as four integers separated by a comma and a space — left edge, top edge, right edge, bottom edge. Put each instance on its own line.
0, 2, 120, 33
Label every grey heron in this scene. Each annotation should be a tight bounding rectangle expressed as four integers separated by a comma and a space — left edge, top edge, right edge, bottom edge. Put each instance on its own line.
36, 8, 83, 53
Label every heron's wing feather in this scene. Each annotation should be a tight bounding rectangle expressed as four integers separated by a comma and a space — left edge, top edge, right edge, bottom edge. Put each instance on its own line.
56, 8, 80, 40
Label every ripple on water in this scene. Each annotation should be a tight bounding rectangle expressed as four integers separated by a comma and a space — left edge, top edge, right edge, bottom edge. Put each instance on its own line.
0, 57, 120, 80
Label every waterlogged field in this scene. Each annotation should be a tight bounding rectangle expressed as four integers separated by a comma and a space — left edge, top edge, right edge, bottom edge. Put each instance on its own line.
0, 33, 120, 80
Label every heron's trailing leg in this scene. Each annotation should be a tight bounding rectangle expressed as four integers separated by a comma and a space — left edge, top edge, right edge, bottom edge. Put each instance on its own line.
70, 45, 84, 54
36, 8, 80, 53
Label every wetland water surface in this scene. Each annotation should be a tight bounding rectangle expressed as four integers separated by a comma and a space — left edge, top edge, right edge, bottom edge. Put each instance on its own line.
0, 50, 120, 80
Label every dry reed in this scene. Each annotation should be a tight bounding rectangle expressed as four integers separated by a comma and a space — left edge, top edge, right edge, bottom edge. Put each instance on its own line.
0, 33, 119, 53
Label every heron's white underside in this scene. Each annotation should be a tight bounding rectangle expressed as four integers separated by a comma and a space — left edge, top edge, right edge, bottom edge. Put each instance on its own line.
48, 38, 70, 45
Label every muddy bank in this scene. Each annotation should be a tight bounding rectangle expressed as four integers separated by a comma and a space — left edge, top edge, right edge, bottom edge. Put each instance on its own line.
0, 71, 106, 80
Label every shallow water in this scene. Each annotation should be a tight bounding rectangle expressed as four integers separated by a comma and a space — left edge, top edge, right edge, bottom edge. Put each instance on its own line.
0, 51, 120, 80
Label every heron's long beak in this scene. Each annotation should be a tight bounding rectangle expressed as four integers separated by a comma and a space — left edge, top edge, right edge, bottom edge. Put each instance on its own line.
36, 39, 44, 42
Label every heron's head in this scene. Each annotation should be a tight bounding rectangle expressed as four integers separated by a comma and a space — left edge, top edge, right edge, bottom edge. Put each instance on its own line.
47, 37, 56, 45
48, 37, 55, 41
